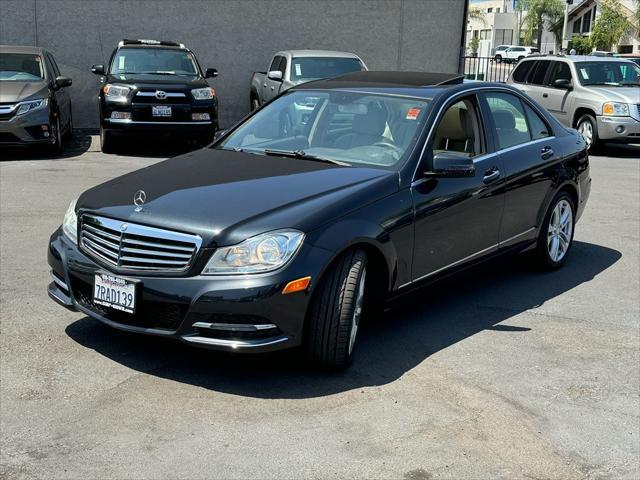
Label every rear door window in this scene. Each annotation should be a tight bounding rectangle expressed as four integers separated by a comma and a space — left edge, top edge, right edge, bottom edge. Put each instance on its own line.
512, 61, 535, 83
529, 60, 551, 85
485, 92, 532, 150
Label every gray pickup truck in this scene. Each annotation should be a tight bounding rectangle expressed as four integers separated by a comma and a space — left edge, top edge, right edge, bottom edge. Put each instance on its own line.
250, 50, 366, 110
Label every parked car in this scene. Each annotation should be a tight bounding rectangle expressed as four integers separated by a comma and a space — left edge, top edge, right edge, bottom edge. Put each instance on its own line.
91, 39, 219, 153
493, 44, 514, 62
0, 45, 72, 153
615, 54, 640, 66
250, 50, 366, 110
48, 71, 590, 369
502, 46, 539, 63
506, 54, 640, 150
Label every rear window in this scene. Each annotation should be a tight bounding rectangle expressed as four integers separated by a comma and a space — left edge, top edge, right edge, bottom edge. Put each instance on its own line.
290, 57, 364, 82
512, 61, 535, 83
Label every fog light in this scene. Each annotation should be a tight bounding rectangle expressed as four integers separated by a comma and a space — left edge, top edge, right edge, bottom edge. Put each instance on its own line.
43, 131, 50, 137
191, 113, 210, 121
111, 111, 131, 120
616, 126, 625, 134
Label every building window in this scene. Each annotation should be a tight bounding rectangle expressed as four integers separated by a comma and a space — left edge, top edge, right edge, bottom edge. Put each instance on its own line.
618, 45, 633, 54
496, 7, 500, 12
582, 13, 591, 32
488, 7, 493, 12
495, 29, 514, 45
573, 17, 582, 34
480, 29, 491, 40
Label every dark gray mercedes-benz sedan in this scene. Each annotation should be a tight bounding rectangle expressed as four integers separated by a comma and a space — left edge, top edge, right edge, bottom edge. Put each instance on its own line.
0, 45, 72, 153
48, 71, 591, 369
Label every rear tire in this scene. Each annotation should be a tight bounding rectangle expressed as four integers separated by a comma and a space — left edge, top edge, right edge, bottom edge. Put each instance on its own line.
251, 96, 260, 111
495, 54, 502, 63
305, 249, 368, 369
576, 114, 599, 152
533, 192, 575, 270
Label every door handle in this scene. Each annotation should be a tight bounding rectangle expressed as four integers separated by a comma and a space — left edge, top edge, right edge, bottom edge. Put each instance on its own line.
263, 84, 267, 88
541, 146, 554, 160
542, 93, 549, 98
270, 86, 274, 90
483, 168, 501, 184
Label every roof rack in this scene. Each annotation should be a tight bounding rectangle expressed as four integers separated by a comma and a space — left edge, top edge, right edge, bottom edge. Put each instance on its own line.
118, 39, 185, 48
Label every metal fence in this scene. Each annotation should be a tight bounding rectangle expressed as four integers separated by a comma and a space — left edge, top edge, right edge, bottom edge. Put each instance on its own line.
461, 56, 517, 83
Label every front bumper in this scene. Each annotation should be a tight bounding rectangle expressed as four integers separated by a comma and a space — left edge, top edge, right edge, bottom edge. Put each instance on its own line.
596, 115, 640, 143
48, 228, 333, 353
0, 107, 55, 146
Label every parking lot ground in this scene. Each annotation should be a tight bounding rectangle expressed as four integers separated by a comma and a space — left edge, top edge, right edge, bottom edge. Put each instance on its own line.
1, 141, 639, 479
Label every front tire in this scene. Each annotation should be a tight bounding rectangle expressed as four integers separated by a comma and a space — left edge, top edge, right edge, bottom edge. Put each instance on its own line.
48, 115, 63, 155
534, 192, 575, 269
305, 250, 368, 369
576, 114, 599, 152
100, 125, 114, 153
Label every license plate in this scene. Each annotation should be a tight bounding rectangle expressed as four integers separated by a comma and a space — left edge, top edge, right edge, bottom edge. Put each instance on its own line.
152, 105, 172, 117
93, 273, 137, 314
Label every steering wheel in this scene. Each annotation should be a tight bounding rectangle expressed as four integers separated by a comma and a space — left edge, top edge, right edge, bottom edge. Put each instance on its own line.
373, 141, 401, 152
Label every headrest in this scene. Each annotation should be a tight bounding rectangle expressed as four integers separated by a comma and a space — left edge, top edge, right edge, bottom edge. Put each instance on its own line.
353, 103, 386, 136
493, 109, 516, 130
437, 107, 468, 140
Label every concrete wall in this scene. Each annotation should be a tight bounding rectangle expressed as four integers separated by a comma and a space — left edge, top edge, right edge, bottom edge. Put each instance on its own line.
0, 0, 466, 128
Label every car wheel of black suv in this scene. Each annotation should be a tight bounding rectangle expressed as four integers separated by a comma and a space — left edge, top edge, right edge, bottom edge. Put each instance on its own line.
100, 126, 114, 153
576, 113, 599, 152
306, 249, 368, 369
534, 192, 575, 270
63, 109, 74, 140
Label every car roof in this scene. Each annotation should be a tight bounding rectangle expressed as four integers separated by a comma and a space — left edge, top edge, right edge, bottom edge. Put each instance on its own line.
524, 54, 634, 63
277, 50, 361, 58
291, 71, 504, 99
0, 45, 45, 55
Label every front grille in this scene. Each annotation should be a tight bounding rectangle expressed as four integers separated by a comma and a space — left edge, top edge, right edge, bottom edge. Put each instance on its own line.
80, 214, 202, 272
70, 275, 187, 330
134, 91, 190, 104
0, 103, 17, 121
0, 132, 20, 143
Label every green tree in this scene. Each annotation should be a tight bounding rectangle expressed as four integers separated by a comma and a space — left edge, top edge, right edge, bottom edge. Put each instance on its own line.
468, 7, 487, 26
590, 0, 634, 51
518, 0, 565, 48
633, 0, 640, 30
570, 35, 593, 54
469, 36, 480, 55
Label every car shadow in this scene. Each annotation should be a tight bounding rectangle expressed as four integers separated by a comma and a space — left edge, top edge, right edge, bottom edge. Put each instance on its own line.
107, 136, 205, 158
2, 129, 92, 160
65, 241, 621, 399
595, 143, 640, 159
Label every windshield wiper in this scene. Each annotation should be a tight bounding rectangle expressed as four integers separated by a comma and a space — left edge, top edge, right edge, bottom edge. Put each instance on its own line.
263, 149, 350, 166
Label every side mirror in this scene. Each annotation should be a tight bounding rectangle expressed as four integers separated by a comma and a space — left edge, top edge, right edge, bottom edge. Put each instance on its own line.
91, 64, 105, 75
553, 78, 572, 90
54, 76, 72, 89
427, 152, 475, 178
267, 70, 283, 81
205, 68, 218, 78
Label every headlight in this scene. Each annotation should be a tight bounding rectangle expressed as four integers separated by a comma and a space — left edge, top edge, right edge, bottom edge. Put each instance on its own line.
62, 198, 78, 244
103, 84, 131, 102
15, 98, 48, 116
202, 230, 304, 275
191, 87, 216, 100
603, 102, 629, 116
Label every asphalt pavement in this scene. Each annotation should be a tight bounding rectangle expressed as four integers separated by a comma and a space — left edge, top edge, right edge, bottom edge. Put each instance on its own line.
1, 137, 639, 479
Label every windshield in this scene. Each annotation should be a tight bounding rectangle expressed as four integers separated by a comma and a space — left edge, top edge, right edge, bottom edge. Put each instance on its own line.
290, 57, 364, 82
576, 61, 640, 86
0, 53, 44, 81
110, 48, 199, 76
217, 90, 430, 169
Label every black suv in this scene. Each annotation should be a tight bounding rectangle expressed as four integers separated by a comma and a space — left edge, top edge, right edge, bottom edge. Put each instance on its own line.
91, 39, 218, 152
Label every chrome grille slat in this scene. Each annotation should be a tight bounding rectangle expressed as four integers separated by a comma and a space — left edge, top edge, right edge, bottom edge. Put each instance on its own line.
80, 214, 202, 273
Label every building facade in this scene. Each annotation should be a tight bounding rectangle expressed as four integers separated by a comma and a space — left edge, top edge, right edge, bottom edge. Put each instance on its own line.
0, 0, 467, 128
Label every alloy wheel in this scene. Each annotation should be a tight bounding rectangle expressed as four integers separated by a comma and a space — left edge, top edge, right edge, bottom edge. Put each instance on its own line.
578, 120, 593, 148
547, 199, 573, 263
348, 266, 366, 355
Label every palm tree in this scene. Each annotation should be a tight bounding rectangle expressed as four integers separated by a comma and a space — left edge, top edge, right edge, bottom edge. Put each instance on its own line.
519, 0, 564, 48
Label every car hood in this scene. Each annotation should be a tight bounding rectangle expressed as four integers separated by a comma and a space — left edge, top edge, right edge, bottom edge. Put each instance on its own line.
77, 149, 398, 247
0, 81, 48, 103
588, 85, 640, 103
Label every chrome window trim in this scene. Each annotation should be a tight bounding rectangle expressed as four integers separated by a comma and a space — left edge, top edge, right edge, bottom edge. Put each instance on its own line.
412, 85, 556, 183
105, 119, 212, 125
398, 227, 535, 289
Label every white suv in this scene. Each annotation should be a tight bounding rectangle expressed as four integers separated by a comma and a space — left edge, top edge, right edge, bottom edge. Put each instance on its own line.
493, 45, 514, 62
502, 46, 539, 63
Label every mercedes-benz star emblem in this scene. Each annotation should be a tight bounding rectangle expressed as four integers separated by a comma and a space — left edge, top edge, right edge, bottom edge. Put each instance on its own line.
155, 90, 167, 100
133, 190, 146, 212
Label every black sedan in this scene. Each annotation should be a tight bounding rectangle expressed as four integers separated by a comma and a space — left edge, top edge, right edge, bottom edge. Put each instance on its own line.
48, 71, 591, 369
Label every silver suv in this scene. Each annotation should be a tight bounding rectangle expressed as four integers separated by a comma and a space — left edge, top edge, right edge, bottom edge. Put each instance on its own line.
506, 55, 640, 150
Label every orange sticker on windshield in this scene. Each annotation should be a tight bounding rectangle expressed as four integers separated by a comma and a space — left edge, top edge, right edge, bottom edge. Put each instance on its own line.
406, 107, 421, 120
